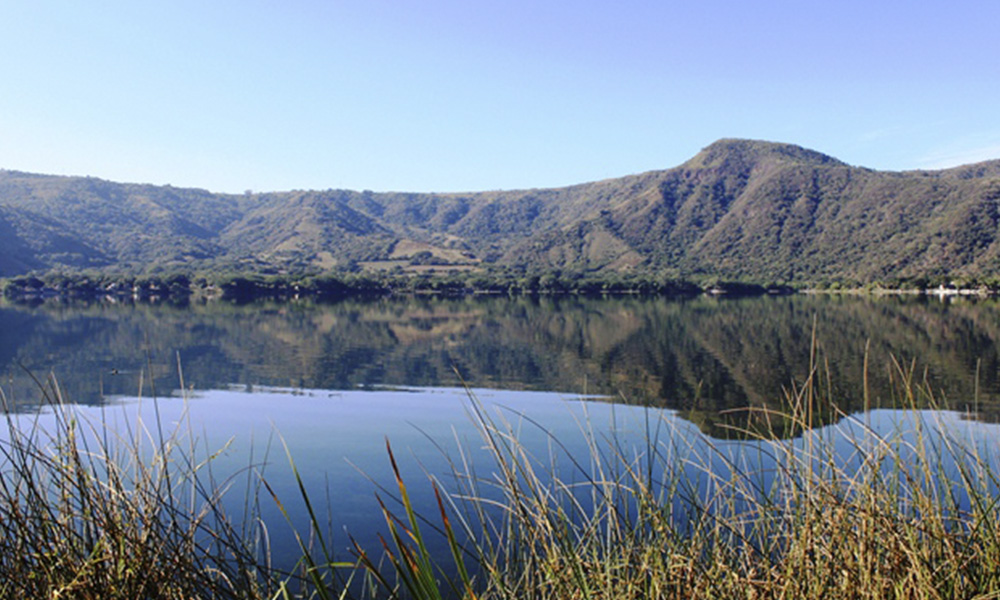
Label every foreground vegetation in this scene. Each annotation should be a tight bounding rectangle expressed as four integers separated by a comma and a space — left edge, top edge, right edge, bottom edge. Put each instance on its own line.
3, 354, 1000, 598
0, 375, 278, 599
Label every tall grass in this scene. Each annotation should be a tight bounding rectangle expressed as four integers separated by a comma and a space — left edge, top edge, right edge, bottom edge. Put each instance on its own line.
0, 371, 290, 599
359, 361, 1000, 599
5, 351, 1000, 599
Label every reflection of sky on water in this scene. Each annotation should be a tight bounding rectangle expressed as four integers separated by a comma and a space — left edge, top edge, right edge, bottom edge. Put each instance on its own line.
4, 387, 1000, 571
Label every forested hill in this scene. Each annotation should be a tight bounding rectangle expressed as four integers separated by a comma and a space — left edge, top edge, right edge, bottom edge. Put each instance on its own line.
2, 138, 1000, 284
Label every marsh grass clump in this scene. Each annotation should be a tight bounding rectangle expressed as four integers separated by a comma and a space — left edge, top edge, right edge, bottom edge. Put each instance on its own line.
357, 359, 1000, 600
5, 351, 1000, 600
0, 373, 281, 600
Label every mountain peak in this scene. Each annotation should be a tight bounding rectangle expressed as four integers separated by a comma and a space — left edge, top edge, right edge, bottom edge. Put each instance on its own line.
3, 138, 1000, 282
683, 139, 845, 170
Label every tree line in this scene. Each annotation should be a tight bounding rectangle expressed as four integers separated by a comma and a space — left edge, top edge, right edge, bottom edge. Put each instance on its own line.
0, 268, 790, 303
8, 268, 1000, 304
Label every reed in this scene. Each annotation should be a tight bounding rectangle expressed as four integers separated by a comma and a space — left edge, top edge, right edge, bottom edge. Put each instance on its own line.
5, 350, 1000, 599
0, 372, 284, 599
356, 360, 1000, 599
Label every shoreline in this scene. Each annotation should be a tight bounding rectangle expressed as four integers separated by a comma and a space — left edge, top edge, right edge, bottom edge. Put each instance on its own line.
4, 271, 998, 304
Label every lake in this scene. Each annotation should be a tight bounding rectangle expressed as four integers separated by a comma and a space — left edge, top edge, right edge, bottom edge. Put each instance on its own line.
3, 293, 1000, 571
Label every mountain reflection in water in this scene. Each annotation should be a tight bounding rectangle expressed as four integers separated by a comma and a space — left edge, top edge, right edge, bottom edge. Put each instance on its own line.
2, 294, 1000, 437
4, 386, 999, 573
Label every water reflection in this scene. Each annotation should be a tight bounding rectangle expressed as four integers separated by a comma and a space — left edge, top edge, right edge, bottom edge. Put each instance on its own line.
5, 386, 999, 572
2, 294, 999, 436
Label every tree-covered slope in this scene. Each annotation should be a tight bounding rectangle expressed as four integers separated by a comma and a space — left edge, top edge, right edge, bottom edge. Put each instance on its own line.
2, 138, 999, 283
503, 139, 1000, 281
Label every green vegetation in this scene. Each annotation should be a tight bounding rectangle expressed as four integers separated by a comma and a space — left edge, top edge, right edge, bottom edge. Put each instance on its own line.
0, 375, 279, 599
3, 138, 1000, 284
356, 361, 1000, 599
5, 349, 1000, 598
0, 268, 714, 302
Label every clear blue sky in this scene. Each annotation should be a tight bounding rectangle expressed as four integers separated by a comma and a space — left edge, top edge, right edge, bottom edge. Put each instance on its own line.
1, 1, 998, 194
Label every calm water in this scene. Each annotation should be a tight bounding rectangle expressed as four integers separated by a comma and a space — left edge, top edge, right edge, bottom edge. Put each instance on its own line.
3, 294, 1000, 568
4, 294, 1000, 426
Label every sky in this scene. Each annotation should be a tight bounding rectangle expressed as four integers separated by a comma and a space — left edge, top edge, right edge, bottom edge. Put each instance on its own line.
1, 0, 999, 194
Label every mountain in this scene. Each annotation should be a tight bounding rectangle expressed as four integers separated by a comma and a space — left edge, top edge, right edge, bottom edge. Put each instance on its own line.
2, 138, 1000, 283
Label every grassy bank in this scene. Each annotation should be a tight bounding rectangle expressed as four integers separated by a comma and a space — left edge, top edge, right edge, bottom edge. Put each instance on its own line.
0, 373, 286, 599
3, 357, 1000, 599
361, 362, 1000, 600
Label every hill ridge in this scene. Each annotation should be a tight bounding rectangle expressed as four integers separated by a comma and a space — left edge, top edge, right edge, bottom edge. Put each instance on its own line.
2, 139, 1000, 283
